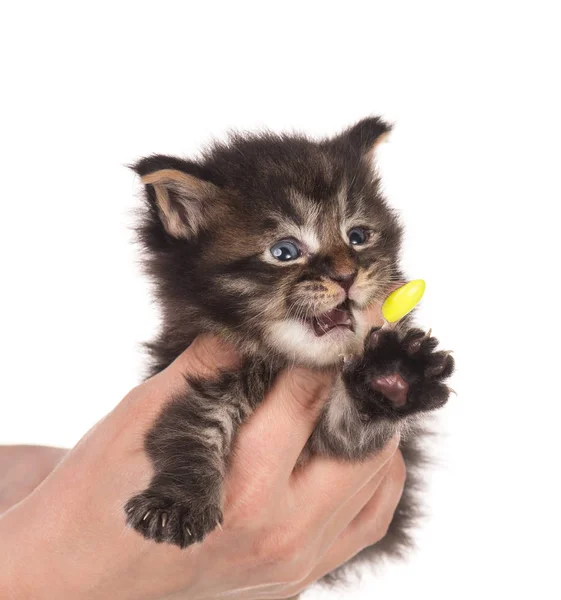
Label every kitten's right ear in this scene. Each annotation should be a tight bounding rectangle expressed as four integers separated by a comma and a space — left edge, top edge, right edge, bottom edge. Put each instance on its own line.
336, 117, 392, 160
133, 155, 220, 239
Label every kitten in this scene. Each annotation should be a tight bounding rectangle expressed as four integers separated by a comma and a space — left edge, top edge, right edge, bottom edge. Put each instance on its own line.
124, 117, 454, 579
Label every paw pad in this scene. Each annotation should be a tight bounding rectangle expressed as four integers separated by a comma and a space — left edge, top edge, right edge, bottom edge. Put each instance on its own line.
371, 372, 409, 406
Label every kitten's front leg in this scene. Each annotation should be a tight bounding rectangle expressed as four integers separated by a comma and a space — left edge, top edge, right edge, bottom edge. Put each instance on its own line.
349, 326, 455, 422
125, 371, 255, 548
309, 327, 454, 459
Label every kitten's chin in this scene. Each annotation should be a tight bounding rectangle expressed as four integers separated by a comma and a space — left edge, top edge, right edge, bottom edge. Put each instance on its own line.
266, 315, 367, 366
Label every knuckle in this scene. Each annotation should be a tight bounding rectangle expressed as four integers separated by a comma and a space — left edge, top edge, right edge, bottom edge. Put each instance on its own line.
363, 512, 392, 546
277, 534, 304, 566
370, 519, 391, 544
186, 335, 238, 376
251, 528, 289, 565
189, 346, 221, 375
283, 369, 332, 414
228, 483, 271, 522
252, 527, 311, 579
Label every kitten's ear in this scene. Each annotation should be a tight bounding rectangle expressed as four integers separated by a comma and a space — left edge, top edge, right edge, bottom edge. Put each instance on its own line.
133, 155, 221, 239
336, 117, 392, 158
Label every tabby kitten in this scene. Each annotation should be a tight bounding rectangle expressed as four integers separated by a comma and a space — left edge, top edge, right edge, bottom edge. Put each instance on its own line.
125, 118, 454, 574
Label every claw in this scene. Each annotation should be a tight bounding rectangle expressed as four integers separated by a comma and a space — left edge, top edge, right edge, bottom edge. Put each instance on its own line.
447, 386, 457, 397
216, 520, 223, 532
142, 510, 151, 522
408, 328, 437, 354
161, 513, 168, 528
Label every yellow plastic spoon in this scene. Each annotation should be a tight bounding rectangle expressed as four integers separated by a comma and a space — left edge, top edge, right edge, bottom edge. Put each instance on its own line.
382, 279, 426, 323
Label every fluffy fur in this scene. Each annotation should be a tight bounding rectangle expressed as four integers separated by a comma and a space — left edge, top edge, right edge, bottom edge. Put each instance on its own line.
124, 118, 455, 586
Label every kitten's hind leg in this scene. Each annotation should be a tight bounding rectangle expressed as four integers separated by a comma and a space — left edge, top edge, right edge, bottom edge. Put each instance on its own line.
124, 372, 252, 548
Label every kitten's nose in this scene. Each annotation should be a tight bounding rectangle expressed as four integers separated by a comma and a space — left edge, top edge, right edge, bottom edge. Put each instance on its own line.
331, 271, 357, 294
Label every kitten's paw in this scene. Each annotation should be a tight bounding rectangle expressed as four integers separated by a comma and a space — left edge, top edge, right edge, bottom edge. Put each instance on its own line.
125, 490, 222, 548
349, 327, 455, 418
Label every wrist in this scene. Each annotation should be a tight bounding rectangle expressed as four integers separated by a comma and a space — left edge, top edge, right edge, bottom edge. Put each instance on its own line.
0, 484, 201, 600
0, 475, 116, 600
0, 504, 43, 599
0, 495, 70, 599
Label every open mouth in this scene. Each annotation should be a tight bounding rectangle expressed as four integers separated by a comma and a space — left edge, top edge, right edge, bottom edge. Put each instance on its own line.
308, 300, 355, 337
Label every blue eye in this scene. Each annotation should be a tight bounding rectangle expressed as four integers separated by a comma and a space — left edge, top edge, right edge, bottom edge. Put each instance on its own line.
348, 227, 368, 245
270, 240, 301, 262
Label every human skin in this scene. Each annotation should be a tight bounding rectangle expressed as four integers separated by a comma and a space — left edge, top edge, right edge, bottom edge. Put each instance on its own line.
0, 308, 405, 600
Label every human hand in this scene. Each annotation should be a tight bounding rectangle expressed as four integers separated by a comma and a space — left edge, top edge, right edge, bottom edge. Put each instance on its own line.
0, 318, 405, 600
0, 445, 66, 514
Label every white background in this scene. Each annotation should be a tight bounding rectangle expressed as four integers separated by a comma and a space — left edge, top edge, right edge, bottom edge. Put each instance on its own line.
1, 1, 560, 598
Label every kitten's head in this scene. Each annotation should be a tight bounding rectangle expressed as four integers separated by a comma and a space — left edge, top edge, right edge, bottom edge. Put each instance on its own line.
135, 118, 403, 366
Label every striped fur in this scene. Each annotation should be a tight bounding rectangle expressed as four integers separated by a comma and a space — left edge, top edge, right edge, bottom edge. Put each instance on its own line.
124, 118, 455, 585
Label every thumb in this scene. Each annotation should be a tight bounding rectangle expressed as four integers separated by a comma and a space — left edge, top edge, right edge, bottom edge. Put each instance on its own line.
113, 335, 239, 434
274, 367, 334, 429
160, 334, 240, 388
232, 367, 334, 483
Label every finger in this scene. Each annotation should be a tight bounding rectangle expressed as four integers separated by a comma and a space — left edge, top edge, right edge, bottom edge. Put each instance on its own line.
125, 335, 240, 419
293, 435, 399, 517
231, 367, 334, 483
345, 450, 406, 539
363, 282, 403, 328
319, 450, 401, 545
363, 300, 386, 329
165, 334, 240, 379
300, 451, 406, 589
149, 334, 239, 396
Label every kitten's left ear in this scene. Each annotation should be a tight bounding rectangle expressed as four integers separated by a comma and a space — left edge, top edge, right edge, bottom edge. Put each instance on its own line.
133, 155, 221, 239
336, 116, 392, 159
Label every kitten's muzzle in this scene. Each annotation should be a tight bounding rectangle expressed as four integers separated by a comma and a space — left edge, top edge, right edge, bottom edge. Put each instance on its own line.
330, 270, 357, 294
309, 299, 354, 337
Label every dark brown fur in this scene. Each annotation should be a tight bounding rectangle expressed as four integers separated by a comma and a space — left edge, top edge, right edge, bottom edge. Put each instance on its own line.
124, 118, 454, 586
